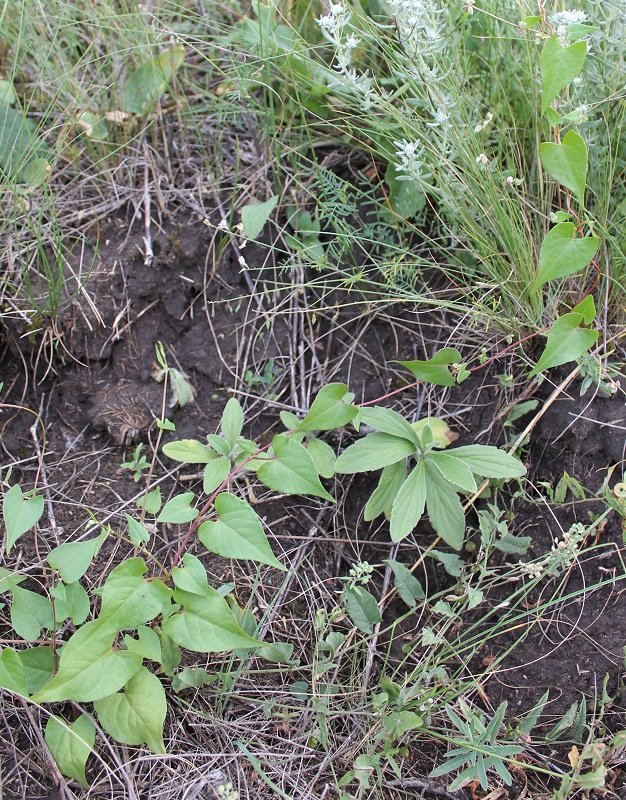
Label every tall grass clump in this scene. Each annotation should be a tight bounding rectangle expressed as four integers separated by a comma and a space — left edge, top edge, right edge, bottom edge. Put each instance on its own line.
226, 1, 626, 334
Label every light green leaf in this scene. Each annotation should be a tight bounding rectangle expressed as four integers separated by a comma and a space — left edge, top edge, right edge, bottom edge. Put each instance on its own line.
18, 646, 54, 694
203, 457, 231, 494
198, 493, 284, 569
119, 45, 185, 115
429, 452, 477, 493
254, 641, 295, 664
162, 587, 262, 652
447, 446, 527, 478
424, 462, 466, 550
162, 439, 218, 463
221, 398, 244, 447
384, 710, 424, 739
359, 406, 421, 446
342, 587, 381, 633
207, 434, 231, 457
572, 293, 597, 324
364, 460, 406, 521
98, 558, 172, 633
158, 629, 181, 676
335, 433, 416, 474
52, 581, 90, 626
0, 79, 17, 105
0, 568, 25, 594
306, 438, 336, 479
241, 195, 279, 240
32, 620, 143, 703
540, 36, 587, 115
429, 550, 463, 577
168, 368, 196, 408
540, 131, 589, 207
528, 312, 599, 377
171, 553, 209, 596
138, 487, 162, 515
298, 384, 358, 431
280, 410, 300, 429
123, 626, 162, 662
396, 348, 462, 387
385, 559, 424, 608
2, 484, 44, 555
10, 585, 54, 642
257, 434, 334, 501
535, 222, 600, 287
171, 667, 214, 692
156, 492, 199, 524
389, 461, 427, 542
47, 536, 101, 583
126, 514, 150, 545
411, 417, 457, 449
94, 666, 166, 753
0, 647, 26, 694
45, 715, 96, 788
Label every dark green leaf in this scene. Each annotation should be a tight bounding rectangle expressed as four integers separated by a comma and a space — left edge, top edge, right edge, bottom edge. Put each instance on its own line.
119, 45, 185, 115
535, 222, 598, 287
342, 586, 381, 633
424, 462, 466, 550
363, 460, 406, 521
19, 646, 54, 693
529, 312, 599, 377
385, 559, 424, 607
396, 348, 462, 386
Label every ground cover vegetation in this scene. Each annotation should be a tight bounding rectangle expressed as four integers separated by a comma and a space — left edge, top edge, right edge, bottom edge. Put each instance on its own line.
0, 0, 625, 798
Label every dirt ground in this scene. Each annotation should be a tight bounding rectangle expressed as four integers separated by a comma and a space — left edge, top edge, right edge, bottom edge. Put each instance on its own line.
1, 205, 626, 799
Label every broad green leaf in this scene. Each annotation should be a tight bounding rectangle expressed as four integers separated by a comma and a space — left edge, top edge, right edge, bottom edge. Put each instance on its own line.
2, 484, 44, 555
45, 715, 96, 788
540, 36, 587, 115
342, 587, 381, 633
384, 710, 424, 739
363, 460, 406, 521
424, 462, 466, 550
32, 620, 143, 702
198, 493, 284, 570
18, 646, 54, 693
572, 293, 597, 324
171, 553, 209, 596
94, 666, 166, 753
171, 667, 214, 692
359, 406, 421, 446
298, 384, 358, 431
389, 461, 427, 542
385, 161, 426, 218
335, 433, 416, 474
221, 398, 243, 447
257, 434, 334, 501
10, 585, 54, 642
0, 647, 26, 694
98, 558, 171, 632
47, 536, 101, 583
0, 568, 25, 594
254, 641, 295, 664
0, 79, 17, 105
119, 45, 185, 115
448, 446, 527, 478
203, 457, 231, 494
138, 487, 162, 515
280, 410, 300, 429
385, 559, 424, 608
162, 439, 218, 463
495, 531, 533, 555
396, 348, 462, 387
429, 452, 477, 493
51, 581, 90, 626
123, 626, 162, 662
528, 313, 599, 377
306, 437, 336, 478
126, 514, 150, 545
536, 223, 598, 287
206, 434, 231, 457
540, 131, 588, 207
429, 550, 463, 576
162, 587, 262, 652
241, 195, 279, 240
157, 492, 199, 524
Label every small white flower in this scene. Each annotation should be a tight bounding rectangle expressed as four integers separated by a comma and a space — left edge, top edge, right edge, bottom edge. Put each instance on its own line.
317, 2, 351, 36
474, 112, 493, 133
476, 153, 489, 165
218, 218, 229, 231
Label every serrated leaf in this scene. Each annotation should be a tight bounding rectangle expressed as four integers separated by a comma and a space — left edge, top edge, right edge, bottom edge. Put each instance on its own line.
359, 406, 421, 446
335, 432, 416, 474
424, 462, 466, 550
540, 36, 587, 115
119, 45, 185, 115
2, 484, 44, 555
389, 461, 427, 542
429, 452, 477, 493
32, 620, 143, 703
221, 398, 243, 447
257, 434, 334, 501
540, 131, 589, 206
123, 625, 162, 662
298, 383, 358, 431
198, 493, 284, 569
241, 195, 279, 240
18, 646, 54, 694
45, 715, 96, 788
0, 647, 26, 694
94, 666, 166, 753
98, 558, 172, 633
162, 439, 218, 463
448, 446, 526, 478
47, 536, 101, 583
203, 457, 231, 494
396, 348, 462, 387
385, 559, 424, 608
342, 587, 381, 633
157, 492, 199, 524
536, 222, 598, 287
306, 438, 336, 479
10, 585, 54, 642
364, 460, 406, 521
162, 587, 262, 653
528, 312, 599, 377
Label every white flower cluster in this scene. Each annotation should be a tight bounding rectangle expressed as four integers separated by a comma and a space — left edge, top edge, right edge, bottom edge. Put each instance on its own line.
387, 0, 446, 55
394, 139, 430, 183
317, 2, 351, 37
549, 9, 590, 43
519, 523, 587, 581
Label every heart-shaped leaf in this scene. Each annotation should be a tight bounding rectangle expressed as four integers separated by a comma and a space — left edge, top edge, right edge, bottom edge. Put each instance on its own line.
529, 312, 599, 377
298, 383, 358, 431
540, 36, 587, 115
540, 131, 588, 205
535, 222, 599, 287
2, 484, 44, 555
396, 348, 462, 387
257, 435, 334, 501
45, 715, 96, 787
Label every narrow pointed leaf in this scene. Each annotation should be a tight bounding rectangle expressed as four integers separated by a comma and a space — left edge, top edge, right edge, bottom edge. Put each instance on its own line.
448, 446, 526, 478
385, 559, 424, 608
306, 438, 336, 478
342, 587, 381, 633
162, 439, 218, 463
359, 406, 421, 446
429, 452, 477, 493
424, 462, 466, 550
364, 460, 406, 521
335, 432, 416, 474
389, 461, 427, 542
221, 398, 243, 447
529, 312, 598, 377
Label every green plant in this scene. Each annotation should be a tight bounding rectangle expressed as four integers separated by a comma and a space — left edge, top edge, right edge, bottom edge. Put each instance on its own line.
120, 444, 151, 482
